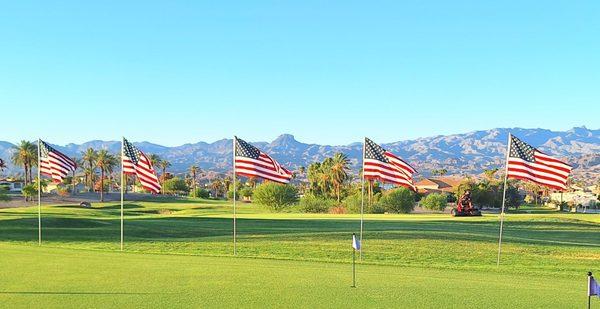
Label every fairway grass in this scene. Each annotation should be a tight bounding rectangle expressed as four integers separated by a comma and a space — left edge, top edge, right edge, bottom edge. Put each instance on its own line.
1, 199, 598, 308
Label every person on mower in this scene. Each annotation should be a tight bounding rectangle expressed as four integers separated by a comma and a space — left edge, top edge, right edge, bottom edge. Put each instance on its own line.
457, 190, 472, 212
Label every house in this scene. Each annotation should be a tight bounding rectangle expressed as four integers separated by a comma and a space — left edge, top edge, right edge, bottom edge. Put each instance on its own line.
415, 177, 463, 194
549, 191, 598, 208
0, 179, 25, 192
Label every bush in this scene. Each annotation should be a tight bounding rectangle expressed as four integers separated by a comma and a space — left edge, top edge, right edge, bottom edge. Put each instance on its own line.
22, 184, 37, 201
300, 194, 335, 213
420, 193, 448, 211
369, 202, 387, 214
0, 187, 9, 202
163, 177, 189, 195
377, 188, 415, 213
239, 187, 253, 198
342, 192, 362, 214
253, 182, 298, 211
189, 188, 210, 199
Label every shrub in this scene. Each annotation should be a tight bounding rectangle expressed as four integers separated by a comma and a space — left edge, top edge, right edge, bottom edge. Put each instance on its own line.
0, 187, 9, 202
189, 188, 210, 199
253, 182, 298, 211
239, 187, 253, 198
342, 193, 362, 214
420, 193, 448, 211
163, 177, 189, 195
368, 202, 387, 214
377, 188, 415, 213
299, 194, 335, 213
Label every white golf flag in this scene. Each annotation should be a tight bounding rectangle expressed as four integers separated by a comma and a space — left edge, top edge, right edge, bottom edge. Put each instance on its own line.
352, 234, 361, 251
590, 275, 600, 298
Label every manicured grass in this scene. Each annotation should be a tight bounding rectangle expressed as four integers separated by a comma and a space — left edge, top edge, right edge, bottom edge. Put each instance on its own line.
0, 198, 598, 308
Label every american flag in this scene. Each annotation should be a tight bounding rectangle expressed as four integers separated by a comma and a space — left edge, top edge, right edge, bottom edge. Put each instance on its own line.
122, 138, 161, 194
234, 136, 292, 184
506, 135, 572, 191
39, 140, 77, 183
363, 137, 416, 190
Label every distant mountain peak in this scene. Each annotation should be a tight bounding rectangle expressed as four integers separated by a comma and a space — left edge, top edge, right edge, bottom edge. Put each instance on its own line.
270, 134, 301, 147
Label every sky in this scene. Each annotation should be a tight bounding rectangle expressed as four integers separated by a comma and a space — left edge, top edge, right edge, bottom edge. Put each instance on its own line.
1, 1, 598, 146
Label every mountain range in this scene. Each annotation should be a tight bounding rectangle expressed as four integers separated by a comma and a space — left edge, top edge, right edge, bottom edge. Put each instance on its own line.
1, 127, 598, 182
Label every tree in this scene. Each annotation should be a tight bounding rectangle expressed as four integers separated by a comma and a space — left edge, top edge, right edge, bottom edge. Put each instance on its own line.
21, 184, 36, 202
0, 158, 7, 172
11, 140, 37, 185
252, 182, 298, 211
420, 193, 448, 211
190, 187, 210, 198
96, 149, 117, 202
189, 165, 199, 193
431, 169, 448, 176
81, 148, 97, 190
377, 187, 415, 213
158, 159, 171, 182
210, 178, 224, 198
483, 168, 499, 181
70, 156, 80, 194
330, 153, 350, 202
163, 177, 189, 195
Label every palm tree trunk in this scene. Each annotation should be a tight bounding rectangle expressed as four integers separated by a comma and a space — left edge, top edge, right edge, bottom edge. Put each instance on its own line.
100, 170, 104, 202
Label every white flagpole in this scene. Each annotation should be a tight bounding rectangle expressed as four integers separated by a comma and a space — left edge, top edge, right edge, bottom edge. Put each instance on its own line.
120, 137, 124, 251
233, 136, 237, 256
359, 137, 365, 260
496, 133, 511, 266
37, 138, 41, 245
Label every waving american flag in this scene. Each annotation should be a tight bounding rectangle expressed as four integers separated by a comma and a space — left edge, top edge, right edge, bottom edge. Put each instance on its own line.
234, 136, 292, 183
507, 134, 571, 191
39, 140, 77, 183
122, 138, 161, 194
363, 137, 416, 190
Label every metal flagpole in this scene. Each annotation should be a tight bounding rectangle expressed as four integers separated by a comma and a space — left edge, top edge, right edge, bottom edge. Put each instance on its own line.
120, 137, 124, 251
37, 138, 41, 245
352, 233, 356, 288
359, 137, 365, 260
233, 137, 237, 256
496, 133, 511, 266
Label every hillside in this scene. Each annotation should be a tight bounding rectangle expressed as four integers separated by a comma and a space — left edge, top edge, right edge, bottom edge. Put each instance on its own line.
1, 127, 598, 180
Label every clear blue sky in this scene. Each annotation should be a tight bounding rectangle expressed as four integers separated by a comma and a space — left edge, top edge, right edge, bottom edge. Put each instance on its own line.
1, 1, 598, 146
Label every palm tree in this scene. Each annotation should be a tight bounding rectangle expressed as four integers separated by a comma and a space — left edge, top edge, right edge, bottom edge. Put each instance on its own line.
149, 154, 161, 168
189, 165, 199, 193
96, 149, 117, 202
0, 158, 6, 172
70, 156, 80, 194
210, 178, 223, 198
81, 148, 97, 190
158, 159, 171, 193
11, 140, 37, 185
330, 153, 350, 202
